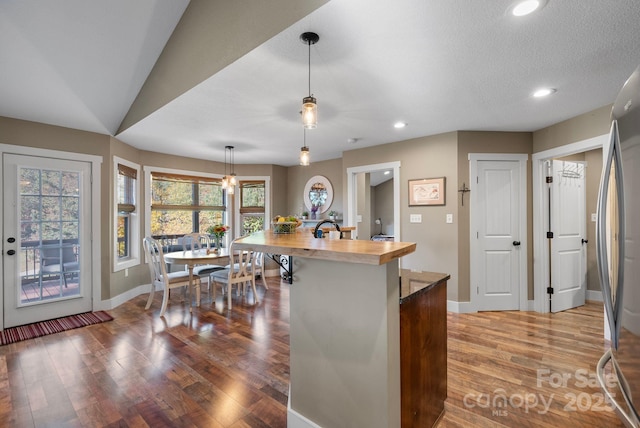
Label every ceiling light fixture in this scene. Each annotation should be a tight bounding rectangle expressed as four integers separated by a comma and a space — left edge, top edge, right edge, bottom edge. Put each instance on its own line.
300, 32, 319, 129
300, 128, 310, 166
510, 0, 547, 17
222, 145, 236, 195
533, 87, 557, 97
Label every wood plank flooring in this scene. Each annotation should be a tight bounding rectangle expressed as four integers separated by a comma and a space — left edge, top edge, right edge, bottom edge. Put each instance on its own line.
0, 278, 625, 427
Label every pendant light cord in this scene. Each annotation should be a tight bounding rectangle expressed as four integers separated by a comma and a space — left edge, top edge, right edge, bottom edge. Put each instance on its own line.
308, 40, 311, 96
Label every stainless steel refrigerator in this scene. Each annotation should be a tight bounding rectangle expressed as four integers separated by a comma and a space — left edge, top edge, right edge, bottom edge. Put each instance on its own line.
597, 65, 640, 427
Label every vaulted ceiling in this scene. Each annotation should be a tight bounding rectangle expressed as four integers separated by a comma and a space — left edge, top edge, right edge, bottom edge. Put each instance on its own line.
2, 0, 639, 166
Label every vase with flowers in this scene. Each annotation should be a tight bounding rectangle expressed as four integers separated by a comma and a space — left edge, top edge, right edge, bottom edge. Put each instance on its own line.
310, 204, 319, 220
206, 224, 229, 251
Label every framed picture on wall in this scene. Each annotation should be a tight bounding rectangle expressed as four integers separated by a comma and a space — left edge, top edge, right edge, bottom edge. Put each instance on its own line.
408, 177, 445, 206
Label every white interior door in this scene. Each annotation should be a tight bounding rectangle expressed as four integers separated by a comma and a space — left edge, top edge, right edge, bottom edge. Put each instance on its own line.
550, 160, 586, 312
3, 153, 92, 328
473, 158, 526, 311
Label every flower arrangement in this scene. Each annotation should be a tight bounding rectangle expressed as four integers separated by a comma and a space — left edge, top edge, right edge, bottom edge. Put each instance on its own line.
206, 224, 229, 240
328, 210, 338, 217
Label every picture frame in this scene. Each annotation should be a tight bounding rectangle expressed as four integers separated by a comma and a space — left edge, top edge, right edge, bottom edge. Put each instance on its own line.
408, 177, 446, 206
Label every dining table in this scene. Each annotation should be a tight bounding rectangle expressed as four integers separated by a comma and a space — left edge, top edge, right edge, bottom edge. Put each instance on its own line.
163, 248, 230, 309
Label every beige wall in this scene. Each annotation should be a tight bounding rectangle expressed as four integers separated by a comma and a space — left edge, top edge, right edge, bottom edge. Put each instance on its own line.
1, 103, 612, 307
343, 132, 460, 300
286, 158, 343, 218
584, 149, 602, 292
533, 104, 611, 153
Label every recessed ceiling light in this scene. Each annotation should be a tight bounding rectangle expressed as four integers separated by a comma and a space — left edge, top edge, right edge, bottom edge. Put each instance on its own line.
510, 0, 547, 17
393, 122, 407, 129
533, 88, 557, 98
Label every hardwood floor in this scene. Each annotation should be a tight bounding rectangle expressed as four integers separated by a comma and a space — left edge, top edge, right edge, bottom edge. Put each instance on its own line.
0, 277, 625, 427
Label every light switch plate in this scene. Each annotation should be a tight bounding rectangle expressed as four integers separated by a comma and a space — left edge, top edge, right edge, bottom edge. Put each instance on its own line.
410, 214, 422, 223
446, 214, 453, 224
591, 213, 597, 222
356, 215, 363, 223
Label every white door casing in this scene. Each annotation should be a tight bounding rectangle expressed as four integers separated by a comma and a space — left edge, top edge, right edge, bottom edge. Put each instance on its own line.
470, 154, 528, 312
0, 144, 102, 330
549, 160, 587, 312
532, 134, 607, 313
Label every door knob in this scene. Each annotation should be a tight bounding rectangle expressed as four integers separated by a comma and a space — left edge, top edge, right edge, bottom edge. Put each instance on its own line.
513, 241, 521, 247
7, 249, 15, 255
582, 238, 588, 244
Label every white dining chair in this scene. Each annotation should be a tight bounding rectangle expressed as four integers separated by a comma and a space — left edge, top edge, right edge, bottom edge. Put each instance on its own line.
181, 233, 225, 295
143, 236, 200, 316
210, 239, 259, 309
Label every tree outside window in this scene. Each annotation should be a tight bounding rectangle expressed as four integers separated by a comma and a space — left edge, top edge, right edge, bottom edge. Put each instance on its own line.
240, 180, 265, 235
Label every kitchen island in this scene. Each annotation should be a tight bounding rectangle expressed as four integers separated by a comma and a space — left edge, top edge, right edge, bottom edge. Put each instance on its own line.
233, 230, 445, 428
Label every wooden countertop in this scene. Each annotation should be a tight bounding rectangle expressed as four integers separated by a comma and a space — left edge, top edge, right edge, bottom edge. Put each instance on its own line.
234, 229, 416, 265
400, 269, 450, 303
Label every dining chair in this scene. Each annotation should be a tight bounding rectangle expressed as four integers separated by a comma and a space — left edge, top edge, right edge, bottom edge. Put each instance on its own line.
223, 250, 268, 292
252, 251, 268, 290
181, 233, 225, 294
210, 239, 259, 309
143, 236, 200, 317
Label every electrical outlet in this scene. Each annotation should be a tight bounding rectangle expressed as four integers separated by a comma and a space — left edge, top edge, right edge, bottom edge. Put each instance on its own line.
591, 213, 597, 222
446, 214, 453, 224
410, 214, 422, 223
125, 268, 129, 277
356, 215, 363, 223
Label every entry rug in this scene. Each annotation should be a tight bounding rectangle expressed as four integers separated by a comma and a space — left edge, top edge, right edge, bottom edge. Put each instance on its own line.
0, 311, 113, 345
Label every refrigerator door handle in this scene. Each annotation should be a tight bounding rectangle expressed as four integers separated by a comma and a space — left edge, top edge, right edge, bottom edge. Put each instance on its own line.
596, 120, 625, 347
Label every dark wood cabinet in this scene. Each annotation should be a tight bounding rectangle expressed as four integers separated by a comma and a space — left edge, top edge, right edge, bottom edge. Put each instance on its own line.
400, 271, 448, 428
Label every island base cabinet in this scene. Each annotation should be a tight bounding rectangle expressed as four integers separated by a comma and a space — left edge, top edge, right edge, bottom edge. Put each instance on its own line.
288, 258, 401, 428
400, 277, 447, 428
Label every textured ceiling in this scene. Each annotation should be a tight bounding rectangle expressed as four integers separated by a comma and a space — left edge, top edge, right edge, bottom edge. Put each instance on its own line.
2, 0, 640, 166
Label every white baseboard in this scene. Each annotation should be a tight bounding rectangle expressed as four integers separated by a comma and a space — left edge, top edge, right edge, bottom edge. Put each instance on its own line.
288, 387, 322, 428
447, 300, 474, 313
93, 283, 157, 311
586, 290, 603, 302
446, 299, 535, 313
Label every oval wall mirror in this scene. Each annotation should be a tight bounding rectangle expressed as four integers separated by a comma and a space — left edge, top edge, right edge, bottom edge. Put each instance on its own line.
304, 175, 333, 214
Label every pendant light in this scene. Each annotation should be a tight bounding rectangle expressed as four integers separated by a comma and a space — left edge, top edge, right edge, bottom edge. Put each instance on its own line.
222, 145, 235, 195
300, 32, 319, 129
300, 128, 310, 166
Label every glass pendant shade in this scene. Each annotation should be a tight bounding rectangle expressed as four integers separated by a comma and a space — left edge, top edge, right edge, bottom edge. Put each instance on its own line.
222, 177, 229, 189
230, 173, 237, 186
300, 146, 310, 166
227, 182, 235, 195
302, 96, 317, 129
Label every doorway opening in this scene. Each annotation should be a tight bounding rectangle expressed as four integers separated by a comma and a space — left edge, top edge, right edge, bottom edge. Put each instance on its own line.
532, 134, 608, 313
346, 161, 401, 242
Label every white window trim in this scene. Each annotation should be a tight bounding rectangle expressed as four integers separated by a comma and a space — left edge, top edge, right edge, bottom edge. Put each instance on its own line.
234, 176, 271, 236
113, 156, 141, 272
143, 166, 226, 242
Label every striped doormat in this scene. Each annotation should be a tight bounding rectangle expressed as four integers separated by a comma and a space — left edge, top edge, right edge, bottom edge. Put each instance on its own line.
0, 311, 113, 345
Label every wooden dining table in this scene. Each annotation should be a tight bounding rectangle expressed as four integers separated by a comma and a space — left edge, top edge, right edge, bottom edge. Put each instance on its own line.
163, 249, 230, 309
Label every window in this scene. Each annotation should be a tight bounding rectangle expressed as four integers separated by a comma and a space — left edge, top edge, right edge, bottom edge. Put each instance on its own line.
239, 180, 266, 235
113, 157, 140, 271
149, 171, 225, 238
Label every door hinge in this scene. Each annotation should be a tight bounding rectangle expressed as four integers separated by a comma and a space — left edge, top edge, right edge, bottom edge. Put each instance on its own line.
477, 231, 479, 239
546, 176, 553, 183
477, 286, 479, 295
547, 287, 554, 294
547, 231, 554, 239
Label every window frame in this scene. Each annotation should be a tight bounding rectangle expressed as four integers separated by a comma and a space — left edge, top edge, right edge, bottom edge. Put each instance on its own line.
234, 176, 271, 236
144, 166, 227, 244
113, 156, 141, 272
